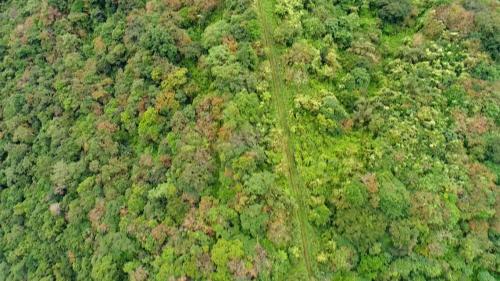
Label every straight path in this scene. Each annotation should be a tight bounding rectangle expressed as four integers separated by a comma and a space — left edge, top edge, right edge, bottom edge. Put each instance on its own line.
254, 0, 316, 279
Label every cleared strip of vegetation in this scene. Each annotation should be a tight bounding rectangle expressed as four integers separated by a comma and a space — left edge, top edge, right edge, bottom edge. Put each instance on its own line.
254, 0, 316, 279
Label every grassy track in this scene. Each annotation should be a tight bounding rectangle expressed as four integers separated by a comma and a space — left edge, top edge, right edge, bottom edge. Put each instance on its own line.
254, 0, 316, 279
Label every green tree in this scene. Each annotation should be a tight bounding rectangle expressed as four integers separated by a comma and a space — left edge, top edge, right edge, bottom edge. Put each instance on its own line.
138, 108, 161, 143
140, 26, 178, 61
475, 11, 500, 60
372, 0, 412, 24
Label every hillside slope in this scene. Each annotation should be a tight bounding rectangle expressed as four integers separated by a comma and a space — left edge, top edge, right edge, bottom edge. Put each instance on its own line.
0, 0, 498, 280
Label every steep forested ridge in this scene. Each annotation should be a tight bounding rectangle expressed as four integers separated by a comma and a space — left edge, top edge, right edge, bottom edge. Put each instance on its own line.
0, 0, 498, 280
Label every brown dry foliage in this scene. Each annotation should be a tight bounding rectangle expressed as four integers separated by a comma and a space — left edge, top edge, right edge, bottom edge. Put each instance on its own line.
151, 224, 170, 243
49, 203, 61, 216
155, 91, 179, 113
174, 29, 193, 55
137, 97, 150, 114
410, 191, 443, 225
93, 36, 106, 54
342, 118, 354, 132
223, 36, 238, 53
228, 260, 258, 280
196, 253, 215, 273
267, 210, 291, 246
139, 154, 154, 167
436, 4, 474, 35
130, 266, 148, 281
89, 200, 108, 232
452, 110, 491, 136
362, 173, 378, 193
165, 0, 183, 11
12, 16, 34, 45
159, 154, 172, 168
348, 39, 380, 64
194, 0, 220, 13
467, 115, 490, 135
97, 120, 118, 134
67, 251, 76, 265
469, 219, 490, 239
196, 96, 225, 141
182, 197, 215, 235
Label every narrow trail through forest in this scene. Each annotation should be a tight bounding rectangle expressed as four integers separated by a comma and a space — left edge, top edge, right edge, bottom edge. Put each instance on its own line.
255, 0, 316, 279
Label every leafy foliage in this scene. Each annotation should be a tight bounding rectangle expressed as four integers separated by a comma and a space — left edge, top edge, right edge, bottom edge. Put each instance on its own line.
0, 0, 498, 280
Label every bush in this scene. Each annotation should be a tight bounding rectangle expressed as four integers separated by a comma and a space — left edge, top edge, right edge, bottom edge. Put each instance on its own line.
475, 11, 500, 60
378, 173, 410, 219
140, 26, 178, 61
472, 61, 498, 81
372, 0, 412, 24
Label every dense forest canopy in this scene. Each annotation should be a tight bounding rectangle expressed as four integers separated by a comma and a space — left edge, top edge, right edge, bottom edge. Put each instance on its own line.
0, 0, 498, 280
